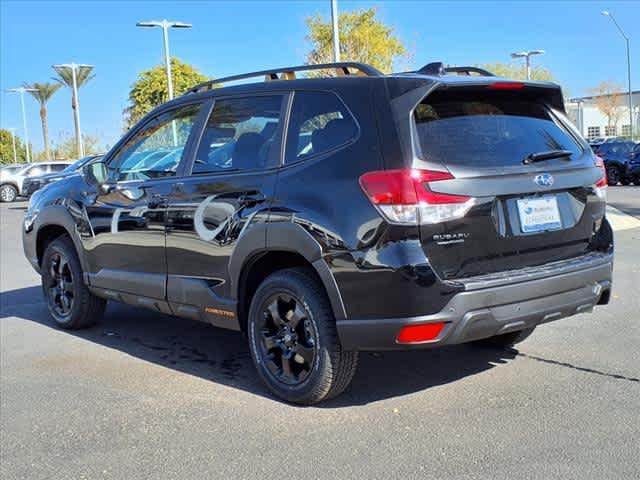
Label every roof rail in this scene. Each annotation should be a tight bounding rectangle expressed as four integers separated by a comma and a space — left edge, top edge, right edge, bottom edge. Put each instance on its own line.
416, 62, 495, 77
187, 62, 383, 94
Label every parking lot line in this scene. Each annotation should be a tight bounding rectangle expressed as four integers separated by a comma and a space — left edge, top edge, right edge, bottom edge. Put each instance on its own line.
606, 205, 640, 232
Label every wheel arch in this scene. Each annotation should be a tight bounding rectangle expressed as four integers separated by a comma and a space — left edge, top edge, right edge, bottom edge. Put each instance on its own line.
230, 223, 347, 333
34, 206, 88, 273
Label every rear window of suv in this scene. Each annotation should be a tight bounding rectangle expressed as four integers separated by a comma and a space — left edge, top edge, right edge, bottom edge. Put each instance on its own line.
414, 90, 582, 167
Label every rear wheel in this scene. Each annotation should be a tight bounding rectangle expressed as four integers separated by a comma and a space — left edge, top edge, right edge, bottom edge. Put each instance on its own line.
41, 236, 106, 329
606, 165, 621, 186
247, 267, 358, 405
0, 184, 17, 202
472, 327, 535, 349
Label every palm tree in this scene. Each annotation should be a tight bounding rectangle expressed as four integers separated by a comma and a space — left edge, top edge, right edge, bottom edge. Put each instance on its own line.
53, 66, 94, 157
23, 82, 62, 160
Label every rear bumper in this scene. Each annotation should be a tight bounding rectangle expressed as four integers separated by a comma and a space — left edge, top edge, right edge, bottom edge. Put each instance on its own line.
337, 252, 613, 351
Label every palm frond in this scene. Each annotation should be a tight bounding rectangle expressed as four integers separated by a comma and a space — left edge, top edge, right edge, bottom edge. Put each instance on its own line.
22, 82, 62, 104
53, 66, 95, 88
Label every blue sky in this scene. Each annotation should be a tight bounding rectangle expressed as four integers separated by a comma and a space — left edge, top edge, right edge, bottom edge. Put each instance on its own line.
1, 0, 639, 153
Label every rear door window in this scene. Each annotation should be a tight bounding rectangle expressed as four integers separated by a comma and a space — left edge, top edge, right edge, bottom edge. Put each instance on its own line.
285, 91, 358, 164
414, 90, 583, 168
192, 95, 284, 174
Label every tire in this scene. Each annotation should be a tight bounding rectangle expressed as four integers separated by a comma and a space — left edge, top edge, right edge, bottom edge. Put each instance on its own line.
41, 236, 106, 329
606, 165, 621, 186
620, 177, 631, 186
472, 327, 535, 349
0, 184, 17, 202
247, 267, 358, 405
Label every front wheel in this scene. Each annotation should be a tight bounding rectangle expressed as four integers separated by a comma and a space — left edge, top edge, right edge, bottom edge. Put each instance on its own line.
247, 267, 358, 405
0, 184, 17, 202
41, 236, 106, 329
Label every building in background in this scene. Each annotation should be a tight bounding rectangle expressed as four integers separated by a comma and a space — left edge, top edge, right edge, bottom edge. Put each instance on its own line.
565, 91, 640, 140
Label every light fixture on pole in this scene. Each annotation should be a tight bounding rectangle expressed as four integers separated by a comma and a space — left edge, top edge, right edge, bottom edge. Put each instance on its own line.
331, 0, 340, 62
601, 10, 634, 141
5, 87, 38, 162
510, 50, 545, 80
52, 63, 94, 158
7, 127, 18, 163
136, 20, 192, 101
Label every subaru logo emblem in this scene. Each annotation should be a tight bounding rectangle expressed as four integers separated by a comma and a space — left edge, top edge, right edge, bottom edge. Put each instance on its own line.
534, 173, 554, 187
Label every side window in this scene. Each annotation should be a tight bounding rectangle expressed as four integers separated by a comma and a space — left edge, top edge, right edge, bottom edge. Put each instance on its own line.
192, 95, 284, 175
285, 91, 358, 164
26, 165, 46, 176
50, 164, 67, 172
109, 104, 201, 182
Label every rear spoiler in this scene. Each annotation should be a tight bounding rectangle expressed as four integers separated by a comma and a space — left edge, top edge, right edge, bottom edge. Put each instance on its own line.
390, 78, 566, 114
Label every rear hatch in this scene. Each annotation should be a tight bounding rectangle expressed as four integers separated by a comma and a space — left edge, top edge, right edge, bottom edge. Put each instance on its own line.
411, 83, 606, 280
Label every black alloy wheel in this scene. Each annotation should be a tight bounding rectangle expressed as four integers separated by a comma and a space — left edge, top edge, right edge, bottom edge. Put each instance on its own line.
257, 293, 317, 385
46, 251, 75, 318
248, 267, 358, 405
41, 236, 106, 329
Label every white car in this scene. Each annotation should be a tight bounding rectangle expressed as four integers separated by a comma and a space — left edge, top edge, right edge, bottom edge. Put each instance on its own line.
0, 161, 71, 202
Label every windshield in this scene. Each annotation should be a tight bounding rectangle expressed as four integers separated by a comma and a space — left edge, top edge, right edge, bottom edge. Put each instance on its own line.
414, 90, 582, 167
1, 166, 21, 174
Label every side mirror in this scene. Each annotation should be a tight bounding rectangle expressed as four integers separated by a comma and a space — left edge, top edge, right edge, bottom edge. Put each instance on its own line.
83, 161, 108, 189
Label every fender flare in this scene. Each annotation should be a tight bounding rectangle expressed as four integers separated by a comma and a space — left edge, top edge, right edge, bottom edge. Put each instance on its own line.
229, 222, 347, 320
33, 205, 89, 273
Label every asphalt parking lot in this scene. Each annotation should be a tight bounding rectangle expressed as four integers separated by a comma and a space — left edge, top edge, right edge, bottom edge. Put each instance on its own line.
1, 188, 639, 480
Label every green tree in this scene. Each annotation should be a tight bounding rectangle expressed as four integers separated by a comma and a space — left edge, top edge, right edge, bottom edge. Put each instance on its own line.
479, 62, 555, 82
53, 65, 95, 158
51, 131, 101, 160
23, 82, 62, 161
0, 129, 27, 164
124, 57, 209, 129
305, 7, 409, 74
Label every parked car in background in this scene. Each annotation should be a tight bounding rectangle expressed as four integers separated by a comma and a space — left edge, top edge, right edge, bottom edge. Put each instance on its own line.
22, 155, 103, 197
0, 161, 71, 202
625, 143, 640, 185
588, 137, 606, 149
595, 141, 636, 185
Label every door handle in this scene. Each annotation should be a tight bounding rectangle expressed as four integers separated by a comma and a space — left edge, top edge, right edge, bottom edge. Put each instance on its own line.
239, 193, 266, 206
148, 196, 168, 209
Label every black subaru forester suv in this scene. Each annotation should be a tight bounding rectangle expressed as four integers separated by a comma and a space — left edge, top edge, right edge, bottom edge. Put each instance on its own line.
23, 62, 613, 404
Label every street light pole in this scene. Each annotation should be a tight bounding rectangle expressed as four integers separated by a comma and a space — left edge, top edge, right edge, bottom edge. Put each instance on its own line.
5, 87, 38, 162
602, 11, 634, 141
136, 20, 192, 101
53, 63, 94, 158
510, 50, 545, 80
331, 0, 340, 62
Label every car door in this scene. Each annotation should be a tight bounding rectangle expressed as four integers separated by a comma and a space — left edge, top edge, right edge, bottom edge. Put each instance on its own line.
81, 102, 205, 301
164, 93, 287, 328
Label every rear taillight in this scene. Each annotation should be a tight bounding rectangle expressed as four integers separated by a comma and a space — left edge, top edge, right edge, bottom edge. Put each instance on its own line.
359, 169, 474, 225
487, 82, 524, 90
594, 156, 607, 200
396, 322, 445, 344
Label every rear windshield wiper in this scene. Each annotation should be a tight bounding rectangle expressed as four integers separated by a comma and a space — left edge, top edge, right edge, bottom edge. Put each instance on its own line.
523, 149, 573, 165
